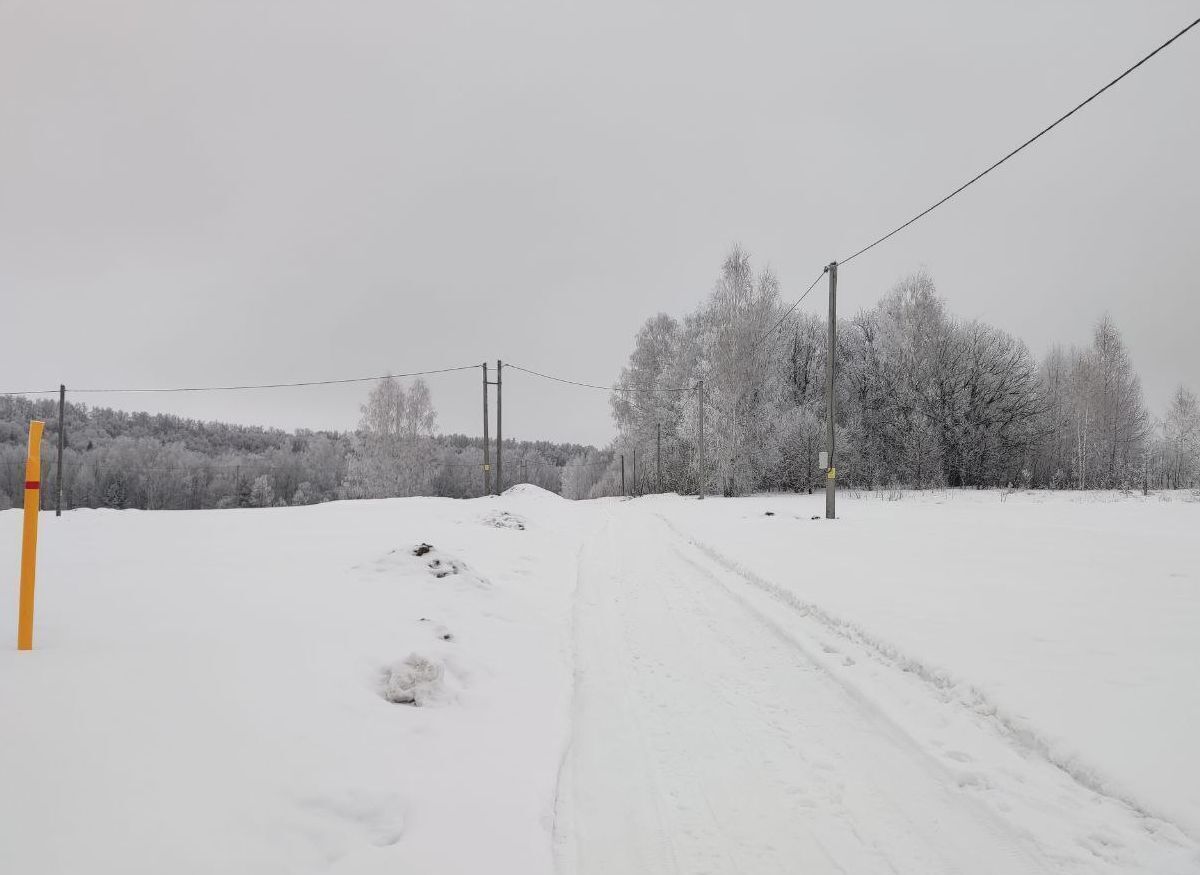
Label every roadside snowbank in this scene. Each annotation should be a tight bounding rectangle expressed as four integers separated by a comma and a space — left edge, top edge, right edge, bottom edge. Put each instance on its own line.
0, 495, 593, 874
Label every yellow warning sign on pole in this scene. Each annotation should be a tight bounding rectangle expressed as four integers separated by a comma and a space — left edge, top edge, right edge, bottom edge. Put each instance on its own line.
18, 420, 44, 651
826, 467, 836, 480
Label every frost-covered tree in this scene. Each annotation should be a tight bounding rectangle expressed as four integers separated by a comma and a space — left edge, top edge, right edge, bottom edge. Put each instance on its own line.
249, 474, 275, 508
291, 481, 318, 505
561, 450, 615, 499
1161, 386, 1200, 488
1088, 315, 1149, 487
343, 376, 440, 498
103, 478, 128, 510
703, 247, 783, 495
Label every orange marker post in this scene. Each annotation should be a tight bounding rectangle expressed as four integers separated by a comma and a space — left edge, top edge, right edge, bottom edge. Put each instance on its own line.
18, 420, 44, 650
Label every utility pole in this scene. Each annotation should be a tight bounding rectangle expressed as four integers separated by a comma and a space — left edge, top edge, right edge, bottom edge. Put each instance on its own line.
496, 360, 503, 495
656, 423, 662, 494
56, 384, 65, 517
825, 262, 837, 520
482, 363, 492, 496
620, 454, 625, 496
697, 379, 705, 500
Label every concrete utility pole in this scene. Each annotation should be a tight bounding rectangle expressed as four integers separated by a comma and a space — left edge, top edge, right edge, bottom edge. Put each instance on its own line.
825, 262, 838, 520
496, 360, 503, 495
697, 380, 705, 500
56, 385, 65, 517
482, 363, 491, 496
620, 454, 625, 496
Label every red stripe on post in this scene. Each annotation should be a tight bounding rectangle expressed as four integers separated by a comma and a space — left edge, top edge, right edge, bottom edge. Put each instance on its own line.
25, 481, 40, 490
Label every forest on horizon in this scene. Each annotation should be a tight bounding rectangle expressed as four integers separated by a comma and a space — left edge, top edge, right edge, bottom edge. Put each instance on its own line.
3, 247, 1198, 510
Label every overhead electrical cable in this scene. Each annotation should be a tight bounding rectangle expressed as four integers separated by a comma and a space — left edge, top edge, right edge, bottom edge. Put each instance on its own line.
506, 363, 696, 394
837, 14, 1200, 267
751, 268, 828, 351
1, 365, 478, 396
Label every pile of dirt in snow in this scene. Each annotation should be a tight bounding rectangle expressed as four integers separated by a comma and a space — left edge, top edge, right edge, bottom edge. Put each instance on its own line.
378, 654, 445, 706
482, 510, 526, 530
415, 546, 467, 580
364, 545, 490, 587
501, 483, 562, 499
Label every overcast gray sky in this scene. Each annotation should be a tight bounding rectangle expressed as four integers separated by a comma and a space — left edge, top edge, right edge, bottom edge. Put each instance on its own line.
2, 0, 1197, 446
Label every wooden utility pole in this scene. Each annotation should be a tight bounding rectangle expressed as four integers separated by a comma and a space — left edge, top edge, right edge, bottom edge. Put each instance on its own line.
56, 385, 65, 516
698, 380, 705, 500
825, 262, 838, 520
482, 363, 492, 496
496, 360, 503, 495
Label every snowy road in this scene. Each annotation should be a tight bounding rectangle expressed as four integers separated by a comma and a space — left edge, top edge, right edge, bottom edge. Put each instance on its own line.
555, 503, 1190, 874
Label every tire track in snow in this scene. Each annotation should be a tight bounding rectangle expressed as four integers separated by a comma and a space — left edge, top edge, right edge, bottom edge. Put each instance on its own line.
659, 539, 1041, 871
653, 526, 1046, 874
554, 510, 686, 874
558, 505, 1058, 874
650, 510, 1196, 846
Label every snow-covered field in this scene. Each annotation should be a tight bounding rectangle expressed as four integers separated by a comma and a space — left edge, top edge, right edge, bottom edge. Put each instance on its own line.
1, 488, 1197, 873
0, 489, 587, 874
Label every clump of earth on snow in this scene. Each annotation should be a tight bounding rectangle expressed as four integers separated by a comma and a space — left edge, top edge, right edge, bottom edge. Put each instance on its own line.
418, 617, 455, 641
378, 654, 444, 706
362, 544, 487, 586
410, 544, 465, 579
482, 510, 526, 530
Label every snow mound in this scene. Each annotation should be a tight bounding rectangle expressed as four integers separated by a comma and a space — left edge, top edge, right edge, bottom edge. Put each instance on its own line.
501, 483, 561, 499
378, 654, 446, 706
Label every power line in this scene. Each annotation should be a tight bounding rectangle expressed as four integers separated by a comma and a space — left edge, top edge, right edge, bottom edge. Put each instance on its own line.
751, 268, 829, 351
72, 365, 479, 393
505, 363, 695, 394
838, 14, 1200, 267
0, 365, 478, 397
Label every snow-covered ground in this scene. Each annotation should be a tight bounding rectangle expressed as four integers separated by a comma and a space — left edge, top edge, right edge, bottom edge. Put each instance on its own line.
0, 488, 588, 874
2, 488, 1197, 873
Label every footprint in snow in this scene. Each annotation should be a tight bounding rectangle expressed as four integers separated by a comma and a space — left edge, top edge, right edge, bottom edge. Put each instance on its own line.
297, 791, 406, 852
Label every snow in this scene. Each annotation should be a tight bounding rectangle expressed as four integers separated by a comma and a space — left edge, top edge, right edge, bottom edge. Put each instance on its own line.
0, 491, 586, 874
644, 490, 1200, 841
2, 489, 1197, 873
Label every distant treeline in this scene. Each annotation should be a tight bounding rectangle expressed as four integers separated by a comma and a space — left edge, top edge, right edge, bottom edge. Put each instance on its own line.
0, 395, 595, 511
7, 250, 1196, 509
